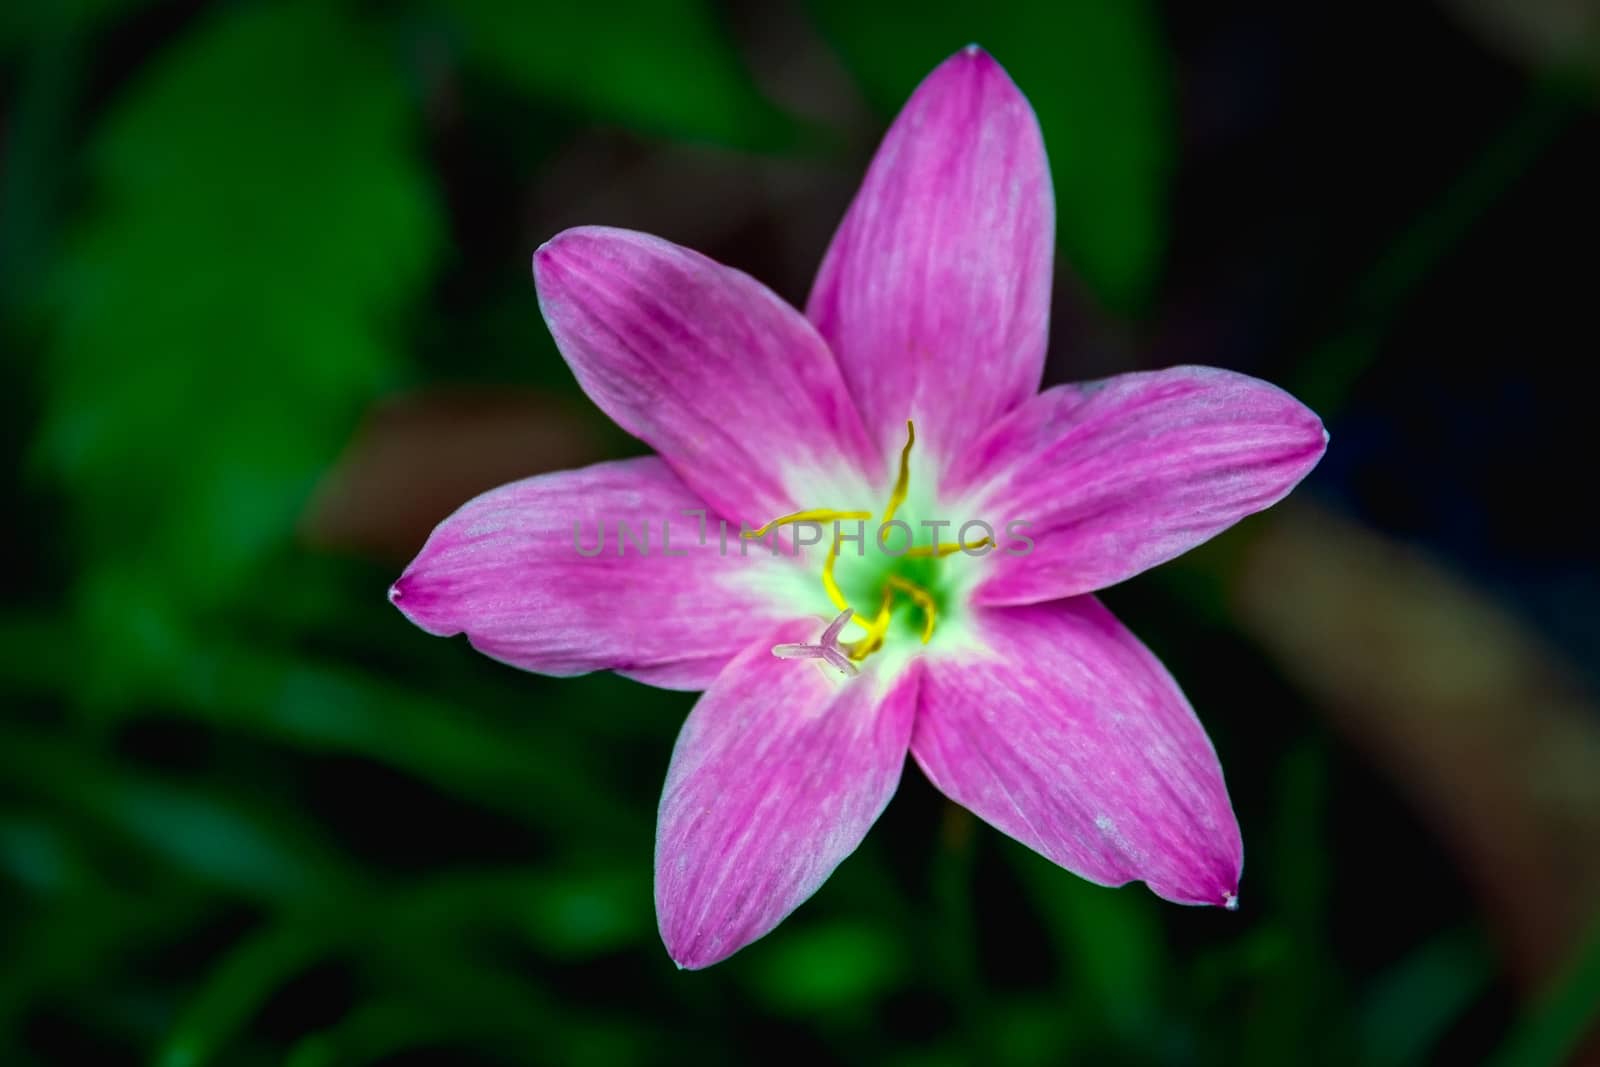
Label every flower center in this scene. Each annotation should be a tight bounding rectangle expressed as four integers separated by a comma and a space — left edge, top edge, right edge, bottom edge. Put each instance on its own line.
746, 421, 988, 665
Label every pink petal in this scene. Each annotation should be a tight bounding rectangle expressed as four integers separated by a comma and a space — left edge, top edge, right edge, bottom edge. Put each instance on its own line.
390, 456, 795, 689
959, 366, 1327, 605
912, 597, 1241, 907
533, 227, 879, 525
656, 623, 919, 968
807, 46, 1053, 466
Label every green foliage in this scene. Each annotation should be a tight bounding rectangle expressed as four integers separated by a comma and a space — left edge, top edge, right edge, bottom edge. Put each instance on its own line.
1012, 844, 1164, 1041
748, 920, 908, 1014
442, 0, 795, 148
809, 0, 1173, 315
1359, 927, 1492, 1066
1490, 919, 1600, 1067
0, 0, 145, 54
36, 1, 438, 690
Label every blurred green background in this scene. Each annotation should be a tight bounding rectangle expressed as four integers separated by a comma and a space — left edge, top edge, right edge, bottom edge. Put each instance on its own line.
4, 1, 1600, 1063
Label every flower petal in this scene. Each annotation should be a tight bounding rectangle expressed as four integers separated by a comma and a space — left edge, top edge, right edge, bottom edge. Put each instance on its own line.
807, 46, 1053, 467
533, 226, 879, 525
960, 366, 1327, 605
912, 597, 1241, 907
655, 623, 919, 968
390, 456, 797, 689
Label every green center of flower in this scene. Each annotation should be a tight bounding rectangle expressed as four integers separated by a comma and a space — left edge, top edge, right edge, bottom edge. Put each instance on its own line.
745, 422, 986, 665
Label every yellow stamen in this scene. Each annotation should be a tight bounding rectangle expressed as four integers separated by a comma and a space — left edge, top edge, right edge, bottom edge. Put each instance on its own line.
846, 587, 895, 660
880, 421, 916, 524
742, 508, 872, 539
903, 536, 993, 559
820, 534, 851, 614
885, 575, 938, 643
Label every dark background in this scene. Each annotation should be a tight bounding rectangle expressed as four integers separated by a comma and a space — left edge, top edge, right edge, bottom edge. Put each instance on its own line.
3, 1, 1598, 1063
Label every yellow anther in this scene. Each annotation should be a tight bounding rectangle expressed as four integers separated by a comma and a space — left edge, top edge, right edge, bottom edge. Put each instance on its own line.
903, 536, 992, 559
885, 575, 937, 643
881, 421, 916, 524
742, 508, 871, 539
846, 588, 895, 660
820, 534, 852, 614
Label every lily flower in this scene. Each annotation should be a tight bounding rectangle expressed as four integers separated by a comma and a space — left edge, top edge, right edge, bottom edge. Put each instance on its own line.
390, 46, 1327, 969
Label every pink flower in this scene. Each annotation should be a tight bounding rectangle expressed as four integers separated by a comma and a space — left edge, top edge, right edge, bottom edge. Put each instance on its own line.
390, 46, 1327, 969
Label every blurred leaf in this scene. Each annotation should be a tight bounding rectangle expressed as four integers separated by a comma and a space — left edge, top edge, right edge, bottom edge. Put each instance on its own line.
1239, 740, 1348, 1065
0, 817, 84, 894
154, 866, 655, 1065
371, 867, 650, 959
0, 882, 208, 1042
283, 944, 647, 1066
1292, 74, 1575, 417
283, 1000, 453, 1067
1236, 503, 1600, 984
748, 920, 907, 1015
1490, 915, 1600, 1067
1358, 927, 1493, 1067
0, 0, 146, 53
156, 923, 323, 1067
441, 0, 795, 148
0, 17, 81, 312
807, 0, 1172, 315
1438, 0, 1600, 92
0, 612, 639, 835
362, 941, 559, 1044
515, 867, 649, 958
36, 0, 437, 692
927, 806, 985, 1043
0, 725, 352, 900
282, 991, 647, 1067
1010, 843, 1165, 1040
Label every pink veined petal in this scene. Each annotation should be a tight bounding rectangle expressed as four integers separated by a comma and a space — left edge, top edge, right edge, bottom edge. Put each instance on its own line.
533, 227, 880, 526
615, 657, 737, 691
390, 456, 795, 690
912, 597, 1242, 907
957, 365, 1328, 605
807, 46, 1054, 467
656, 622, 920, 968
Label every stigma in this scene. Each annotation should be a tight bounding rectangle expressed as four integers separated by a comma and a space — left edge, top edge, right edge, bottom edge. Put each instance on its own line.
772, 608, 858, 677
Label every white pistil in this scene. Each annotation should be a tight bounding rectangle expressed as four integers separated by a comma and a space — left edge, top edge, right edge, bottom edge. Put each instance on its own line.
772, 608, 859, 677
